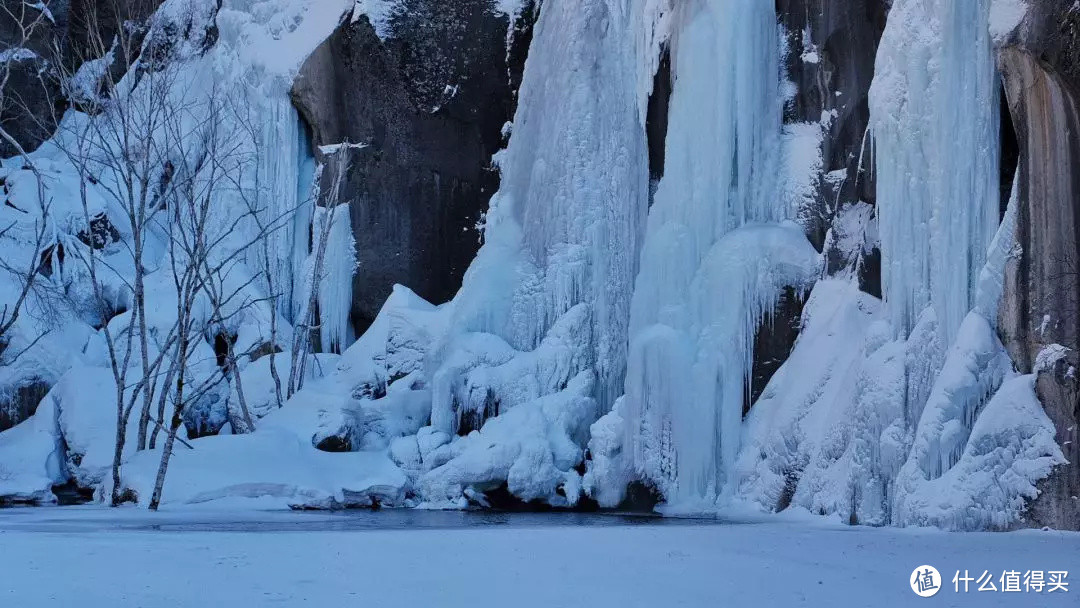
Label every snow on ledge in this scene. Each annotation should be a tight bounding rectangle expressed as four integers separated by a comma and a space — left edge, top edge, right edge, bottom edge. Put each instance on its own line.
989, 0, 1028, 43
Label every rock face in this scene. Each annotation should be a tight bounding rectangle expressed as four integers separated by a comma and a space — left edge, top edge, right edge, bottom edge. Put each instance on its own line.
778, 0, 890, 242
291, 1, 533, 333
65, 0, 163, 68
0, 377, 49, 432
0, 0, 66, 158
996, 0, 1080, 530
746, 1, 890, 414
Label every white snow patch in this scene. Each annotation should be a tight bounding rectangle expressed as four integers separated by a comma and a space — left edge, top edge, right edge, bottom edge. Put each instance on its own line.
1035, 344, 1071, 374
894, 374, 1065, 530
989, 0, 1028, 42
113, 428, 406, 508
351, 0, 398, 38
0, 395, 65, 503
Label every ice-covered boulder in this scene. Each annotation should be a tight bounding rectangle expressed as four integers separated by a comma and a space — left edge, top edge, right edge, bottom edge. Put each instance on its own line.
893, 374, 1065, 530
582, 397, 635, 508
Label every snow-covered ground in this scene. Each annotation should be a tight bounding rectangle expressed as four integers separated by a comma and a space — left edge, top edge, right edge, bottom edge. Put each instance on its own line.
0, 507, 1077, 607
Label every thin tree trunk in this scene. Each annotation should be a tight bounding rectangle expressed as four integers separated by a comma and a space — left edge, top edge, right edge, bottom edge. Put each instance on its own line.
109, 382, 127, 506
149, 331, 188, 511
267, 296, 284, 409
135, 266, 154, 450
225, 345, 255, 433
150, 348, 179, 450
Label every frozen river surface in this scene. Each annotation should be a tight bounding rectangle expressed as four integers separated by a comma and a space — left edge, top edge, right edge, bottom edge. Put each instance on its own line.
1, 506, 1078, 607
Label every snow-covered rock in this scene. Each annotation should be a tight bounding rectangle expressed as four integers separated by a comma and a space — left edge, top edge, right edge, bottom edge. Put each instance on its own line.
419, 371, 596, 508
112, 428, 407, 509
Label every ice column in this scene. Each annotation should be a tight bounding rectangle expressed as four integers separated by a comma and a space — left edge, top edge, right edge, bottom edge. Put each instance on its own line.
314, 205, 356, 353
870, 0, 1000, 344
623, 0, 798, 502
243, 97, 312, 325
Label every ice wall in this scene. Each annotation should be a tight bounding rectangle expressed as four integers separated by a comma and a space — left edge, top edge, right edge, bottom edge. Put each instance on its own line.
211, 0, 350, 338
243, 98, 312, 326
870, 0, 1001, 344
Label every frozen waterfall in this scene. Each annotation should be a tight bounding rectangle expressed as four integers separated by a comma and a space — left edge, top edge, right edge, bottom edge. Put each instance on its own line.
870, 0, 1001, 344
620, 0, 820, 503
435, 0, 652, 409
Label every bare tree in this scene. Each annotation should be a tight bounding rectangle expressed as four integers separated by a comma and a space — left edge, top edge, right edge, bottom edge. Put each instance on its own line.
41, 0, 243, 505
147, 82, 275, 508
47, 1, 188, 504
0, 1, 59, 365
14, 0, 313, 508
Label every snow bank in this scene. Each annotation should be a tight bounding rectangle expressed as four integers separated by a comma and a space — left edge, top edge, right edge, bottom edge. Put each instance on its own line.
583, 396, 635, 508
894, 374, 1064, 530
898, 313, 1014, 484
0, 395, 65, 503
732, 168, 1061, 528
419, 371, 596, 507
734, 279, 886, 517
113, 428, 407, 508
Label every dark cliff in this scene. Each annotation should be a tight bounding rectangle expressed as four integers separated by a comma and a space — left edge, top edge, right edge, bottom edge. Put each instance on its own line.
290, 0, 534, 334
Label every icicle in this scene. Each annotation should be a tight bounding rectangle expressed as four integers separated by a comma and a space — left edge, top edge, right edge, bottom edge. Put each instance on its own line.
626, 224, 820, 502
622, 0, 798, 504
870, 0, 1000, 344
437, 0, 651, 409
292, 164, 320, 322
313, 204, 356, 354
973, 175, 1019, 321
241, 98, 313, 325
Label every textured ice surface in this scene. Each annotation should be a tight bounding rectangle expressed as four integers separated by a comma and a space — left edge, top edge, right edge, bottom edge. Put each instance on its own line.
620, 0, 810, 505
870, 0, 1001, 344
626, 224, 821, 503
893, 374, 1065, 530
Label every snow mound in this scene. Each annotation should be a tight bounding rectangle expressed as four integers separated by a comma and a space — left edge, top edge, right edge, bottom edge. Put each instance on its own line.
0, 395, 65, 504
583, 396, 635, 508
419, 371, 596, 508
893, 374, 1064, 530
113, 428, 407, 509
735, 279, 886, 518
